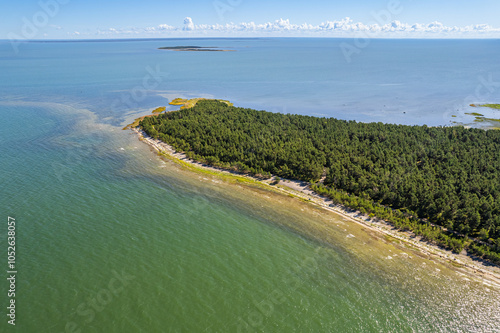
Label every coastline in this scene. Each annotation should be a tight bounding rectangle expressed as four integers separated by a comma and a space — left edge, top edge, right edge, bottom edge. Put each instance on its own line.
130, 126, 500, 287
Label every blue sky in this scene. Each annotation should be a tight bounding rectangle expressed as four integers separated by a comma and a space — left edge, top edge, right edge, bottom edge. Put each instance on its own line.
2, 0, 500, 39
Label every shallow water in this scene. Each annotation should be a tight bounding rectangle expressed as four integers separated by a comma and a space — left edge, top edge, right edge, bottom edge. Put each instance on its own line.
2, 38, 500, 126
1, 38, 499, 332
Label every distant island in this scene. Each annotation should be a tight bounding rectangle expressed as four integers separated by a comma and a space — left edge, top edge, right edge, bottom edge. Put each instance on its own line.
158, 46, 235, 52
130, 98, 500, 267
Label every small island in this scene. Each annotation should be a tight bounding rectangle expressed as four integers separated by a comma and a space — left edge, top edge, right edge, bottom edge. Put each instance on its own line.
151, 106, 166, 113
129, 98, 500, 268
158, 46, 235, 52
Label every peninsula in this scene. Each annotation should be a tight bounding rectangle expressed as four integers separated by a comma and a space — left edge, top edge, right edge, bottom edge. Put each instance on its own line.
128, 99, 500, 271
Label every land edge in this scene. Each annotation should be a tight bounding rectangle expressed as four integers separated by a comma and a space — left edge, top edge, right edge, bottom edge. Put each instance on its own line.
129, 126, 500, 287
158, 46, 236, 52
453, 103, 500, 129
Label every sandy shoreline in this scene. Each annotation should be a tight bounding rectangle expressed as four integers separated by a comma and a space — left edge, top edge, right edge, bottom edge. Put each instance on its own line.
131, 127, 500, 287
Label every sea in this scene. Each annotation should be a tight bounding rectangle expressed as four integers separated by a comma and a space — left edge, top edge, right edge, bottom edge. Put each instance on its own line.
1, 38, 499, 332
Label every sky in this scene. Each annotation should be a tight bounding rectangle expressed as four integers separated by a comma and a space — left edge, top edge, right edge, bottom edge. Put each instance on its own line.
2, 0, 500, 40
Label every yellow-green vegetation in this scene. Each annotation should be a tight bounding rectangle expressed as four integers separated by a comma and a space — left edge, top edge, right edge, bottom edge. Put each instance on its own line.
156, 150, 269, 190
169, 97, 233, 109
468, 115, 500, 126
383, 234, 398, 243
169, 98, 187, 105
466, 105, 500, 127
479, 104, 500, 110
122, 115, 155, 130
124, 100, 233, 130
448, 260, 464, 268
152, 106, 166, 113
474, 117, 500, 122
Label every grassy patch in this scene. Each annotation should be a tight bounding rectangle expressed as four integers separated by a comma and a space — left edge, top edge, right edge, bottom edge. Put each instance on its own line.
472, 116, 500, 124
169, 98, 233, 109
465, 112, 484, 117
151, 106, 166, 113
479, 104, 500, 110
122, 115, 155, 130
383, 234, 398, 243
169, 98, 187, 106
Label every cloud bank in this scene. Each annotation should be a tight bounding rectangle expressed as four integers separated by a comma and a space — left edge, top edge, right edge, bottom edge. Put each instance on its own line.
77, 17, 500, 38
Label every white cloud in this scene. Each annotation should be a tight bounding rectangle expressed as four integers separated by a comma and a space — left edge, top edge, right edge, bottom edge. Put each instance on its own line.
176, 17, 500, 37
157, 24, 176, 31
68, 17, 500, 39
183, 17, 195, 31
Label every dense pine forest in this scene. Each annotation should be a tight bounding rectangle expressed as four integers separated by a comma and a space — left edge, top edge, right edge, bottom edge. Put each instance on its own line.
139, 100, 500, 264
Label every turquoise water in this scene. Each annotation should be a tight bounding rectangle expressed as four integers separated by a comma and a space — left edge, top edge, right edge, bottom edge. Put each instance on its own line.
1, 39, 500, 332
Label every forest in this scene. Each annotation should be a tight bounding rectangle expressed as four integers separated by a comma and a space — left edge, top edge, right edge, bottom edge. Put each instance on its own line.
139, 100, 500, 264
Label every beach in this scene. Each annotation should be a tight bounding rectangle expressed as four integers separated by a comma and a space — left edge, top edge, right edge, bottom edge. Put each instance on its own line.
131, 126, 500, 288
